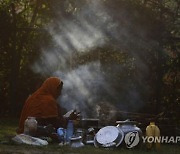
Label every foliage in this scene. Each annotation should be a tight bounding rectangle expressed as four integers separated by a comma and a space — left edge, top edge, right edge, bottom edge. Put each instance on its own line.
0, 0, 179, 125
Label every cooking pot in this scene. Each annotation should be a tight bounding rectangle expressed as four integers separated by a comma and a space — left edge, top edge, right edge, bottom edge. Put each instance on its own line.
70, 136, 84, 148
116, 119, 142, 148
116, 119, 142, 136
80, 118, 99, 128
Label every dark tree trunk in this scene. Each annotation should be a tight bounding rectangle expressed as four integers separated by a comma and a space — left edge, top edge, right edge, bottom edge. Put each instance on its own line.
8, 1, 41, 116
154, 0, 164, 114
9, 2, 19, 116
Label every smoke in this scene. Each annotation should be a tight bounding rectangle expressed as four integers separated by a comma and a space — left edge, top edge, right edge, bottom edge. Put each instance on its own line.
32, 0, 158, 117
32, 1, 110, 73
55, 62, 105, 117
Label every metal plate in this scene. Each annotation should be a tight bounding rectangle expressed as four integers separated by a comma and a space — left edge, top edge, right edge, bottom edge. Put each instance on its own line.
96, 126, 120, 145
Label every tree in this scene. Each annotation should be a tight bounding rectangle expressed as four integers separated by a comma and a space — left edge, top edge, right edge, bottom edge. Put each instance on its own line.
0, 0, 179, 123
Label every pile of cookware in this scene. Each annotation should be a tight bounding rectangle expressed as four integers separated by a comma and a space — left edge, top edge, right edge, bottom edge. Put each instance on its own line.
73, 119, 142, 148
94, 119, 142, 148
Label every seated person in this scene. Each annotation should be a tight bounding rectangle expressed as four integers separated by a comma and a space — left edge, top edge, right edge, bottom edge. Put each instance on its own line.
17, 77, 79, 138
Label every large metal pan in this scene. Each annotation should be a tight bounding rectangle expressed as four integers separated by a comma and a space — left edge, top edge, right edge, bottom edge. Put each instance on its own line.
94, 126, 124, 148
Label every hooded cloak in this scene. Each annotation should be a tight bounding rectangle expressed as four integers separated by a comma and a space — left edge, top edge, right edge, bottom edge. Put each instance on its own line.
17, 77, 65, 134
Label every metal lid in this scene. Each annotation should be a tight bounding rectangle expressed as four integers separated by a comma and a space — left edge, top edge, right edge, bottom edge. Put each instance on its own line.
116, 119, 137, 125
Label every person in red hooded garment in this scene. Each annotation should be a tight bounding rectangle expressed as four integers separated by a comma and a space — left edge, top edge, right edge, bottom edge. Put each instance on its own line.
17, 77, 79, 137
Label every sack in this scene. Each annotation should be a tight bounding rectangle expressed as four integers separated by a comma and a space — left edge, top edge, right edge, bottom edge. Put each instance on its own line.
12, 134, 48, 146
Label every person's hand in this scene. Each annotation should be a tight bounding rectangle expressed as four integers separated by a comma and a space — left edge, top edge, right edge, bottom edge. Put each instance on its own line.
68, 110, 81, 120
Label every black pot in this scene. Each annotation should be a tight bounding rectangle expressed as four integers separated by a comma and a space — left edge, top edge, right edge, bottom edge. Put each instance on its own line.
80, 118, 99, 129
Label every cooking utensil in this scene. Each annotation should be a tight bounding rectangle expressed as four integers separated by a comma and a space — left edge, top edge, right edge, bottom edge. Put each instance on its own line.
94, 126, 124, 148
70, 136, 84, 148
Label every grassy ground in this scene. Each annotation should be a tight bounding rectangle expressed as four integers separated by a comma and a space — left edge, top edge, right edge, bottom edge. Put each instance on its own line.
0, 118, 180, 154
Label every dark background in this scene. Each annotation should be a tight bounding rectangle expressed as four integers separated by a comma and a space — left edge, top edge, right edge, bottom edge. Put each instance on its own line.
0, 0, 179, 131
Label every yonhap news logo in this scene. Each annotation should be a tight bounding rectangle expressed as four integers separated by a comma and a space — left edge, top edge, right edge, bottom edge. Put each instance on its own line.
142, 136, 180, 144
124, 131, 140, 148
124, 131, 180, 148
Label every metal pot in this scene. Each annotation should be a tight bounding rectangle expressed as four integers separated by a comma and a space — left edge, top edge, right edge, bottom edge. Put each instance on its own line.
116, 119, 142, 136
116, 119, 142, 148
80, 118, 99, 129
70, 136, 84, 148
